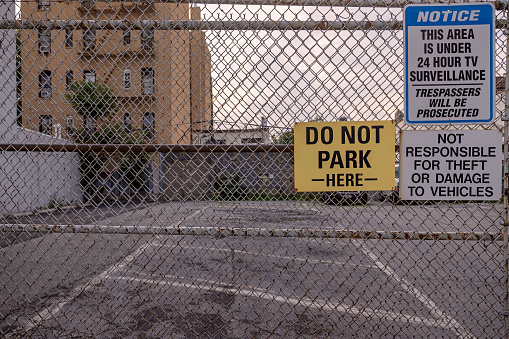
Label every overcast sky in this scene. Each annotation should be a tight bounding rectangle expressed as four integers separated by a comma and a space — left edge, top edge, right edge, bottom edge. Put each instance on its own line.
198, 4, 506, 132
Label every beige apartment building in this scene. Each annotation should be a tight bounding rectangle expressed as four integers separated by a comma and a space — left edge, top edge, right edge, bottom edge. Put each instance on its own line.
20, 0, 212, 144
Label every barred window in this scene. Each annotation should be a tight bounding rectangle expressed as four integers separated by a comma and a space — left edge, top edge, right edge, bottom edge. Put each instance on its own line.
143, 112, 155, 139
39, 115, 52, 135
39, 70, 51, 98
65, 115, 74, 133
82, 28, 96, 52
65, 70, 73, 90
84, 117, 96, 132
83, 70, 96, 83
123, 30, 131, 45
81, 0, 96, 8
124, 70, 131, 89
65, 29, 73, 48
38, 29, 51, 54
38, 0, 50, 10
141, 68, 154, 95
124, 113, 131, 129
141, 29, 154, 51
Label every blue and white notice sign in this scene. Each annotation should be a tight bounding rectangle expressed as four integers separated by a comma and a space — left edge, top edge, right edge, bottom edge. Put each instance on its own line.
404, 3, 495, 125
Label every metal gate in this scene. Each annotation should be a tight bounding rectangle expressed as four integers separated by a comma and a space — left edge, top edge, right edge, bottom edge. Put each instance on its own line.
0, 0, 507, 337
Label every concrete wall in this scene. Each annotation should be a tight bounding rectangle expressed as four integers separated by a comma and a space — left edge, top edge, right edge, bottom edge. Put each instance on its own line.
213, 152, 294, 195
0, 1, 81, 216
162, 153, 215, 200
162, 152, 294, 201
0, 131, 81, 215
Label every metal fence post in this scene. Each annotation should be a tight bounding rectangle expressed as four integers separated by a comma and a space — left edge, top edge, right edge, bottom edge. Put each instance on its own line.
505, 29, 509, 339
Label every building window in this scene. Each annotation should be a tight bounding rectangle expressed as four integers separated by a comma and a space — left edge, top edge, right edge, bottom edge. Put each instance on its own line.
82, 0, 96, 8
54, 123, 62, 139
65, 70, 73, 90
82, 28, 96, 52
123, 70, 131, 89
38, 0, 50, 10
84, 117, 96, 133
38, 29, 51, 54
66, 115, 74, 133
124, 113, 131, 130
241, 138, 263, 144
39, 70, 51, 98
39, 115, 52, 135
83, 70, 96, 83
141, 29, 154, 50
141, 68, 154, 95
123, 30, 131, 45
143, 112, 155, 139
65, 29, 73, 48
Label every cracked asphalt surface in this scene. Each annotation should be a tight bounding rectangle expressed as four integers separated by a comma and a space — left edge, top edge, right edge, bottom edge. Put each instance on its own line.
0, 200, 504, 338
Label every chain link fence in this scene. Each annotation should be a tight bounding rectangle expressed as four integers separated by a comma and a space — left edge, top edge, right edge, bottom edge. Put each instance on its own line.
0, 0, 507, 337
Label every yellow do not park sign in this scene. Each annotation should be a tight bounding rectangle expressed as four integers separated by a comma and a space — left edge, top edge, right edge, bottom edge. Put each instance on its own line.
294, 120, 395, 192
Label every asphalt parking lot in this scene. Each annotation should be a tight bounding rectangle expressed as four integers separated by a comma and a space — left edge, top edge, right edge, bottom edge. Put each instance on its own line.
0, 200, 504, 338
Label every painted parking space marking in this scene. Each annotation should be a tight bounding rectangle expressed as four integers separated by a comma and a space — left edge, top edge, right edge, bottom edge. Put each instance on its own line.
108, 271, 449, 330
155, 243, 378, 270
5, 207, 208, 338
352, 239, 475, 339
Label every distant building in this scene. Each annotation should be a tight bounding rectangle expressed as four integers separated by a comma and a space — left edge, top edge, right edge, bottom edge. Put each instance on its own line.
19, 1, 212, 144
193, 118, 270, 144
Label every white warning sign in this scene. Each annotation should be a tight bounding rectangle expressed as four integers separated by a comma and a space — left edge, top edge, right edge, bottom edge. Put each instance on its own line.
400, 130, 502, 200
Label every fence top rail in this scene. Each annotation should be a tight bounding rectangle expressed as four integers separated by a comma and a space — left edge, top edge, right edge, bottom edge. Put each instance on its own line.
0, 144, 405, 152
0, 143, 296, 153
2, 19, 401, 30
0, 223, 502, 240
2, 19, 508, 30
19, 0, 509, 9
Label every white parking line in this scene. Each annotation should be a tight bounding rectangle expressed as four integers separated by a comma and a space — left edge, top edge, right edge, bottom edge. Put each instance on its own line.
106, 271, 449, 330
156, 243, 377, 270
5, 207, 207, 338
352, 240, 476, 339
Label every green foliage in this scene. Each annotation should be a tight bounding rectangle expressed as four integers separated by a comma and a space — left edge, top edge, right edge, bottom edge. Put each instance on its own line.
65, 81, 118, 121
119, 153, 150, 190
75, 124, 150, 199
213, 174, 248, 200
66, 81, 149, 200
271, 129, 294, 145
72, 123, 145, 144
271, 117, 324, 145
209, 172, 321, 201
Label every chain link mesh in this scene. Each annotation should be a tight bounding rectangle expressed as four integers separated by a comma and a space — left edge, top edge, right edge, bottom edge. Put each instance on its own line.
0, 0, 507, 337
